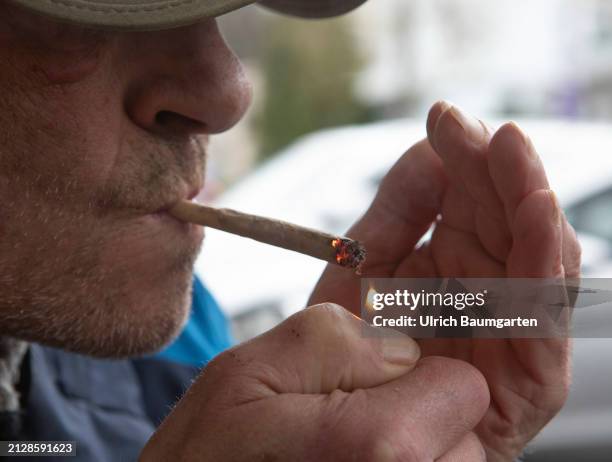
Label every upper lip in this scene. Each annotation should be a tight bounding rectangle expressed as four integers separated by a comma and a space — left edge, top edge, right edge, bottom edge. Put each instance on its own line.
155, 185, 202, 214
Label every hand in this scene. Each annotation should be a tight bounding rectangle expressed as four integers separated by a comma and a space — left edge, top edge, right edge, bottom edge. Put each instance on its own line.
310, 101, 581, 461
140, 304, 490, 461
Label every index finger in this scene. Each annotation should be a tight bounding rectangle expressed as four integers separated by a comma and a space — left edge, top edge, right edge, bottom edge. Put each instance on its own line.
348, 138, 448, 267
488, 122, 550, 228
488, 123, 582, 277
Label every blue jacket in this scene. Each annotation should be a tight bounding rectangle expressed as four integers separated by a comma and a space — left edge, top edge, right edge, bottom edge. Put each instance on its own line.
19, 277, 232, 461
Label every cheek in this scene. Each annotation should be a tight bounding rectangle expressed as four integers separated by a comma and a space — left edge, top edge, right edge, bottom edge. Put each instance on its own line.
0, 38, 122, 197
2, 81, 124, 202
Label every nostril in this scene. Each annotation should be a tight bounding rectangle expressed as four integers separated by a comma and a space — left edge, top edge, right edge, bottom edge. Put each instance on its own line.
154, 110, 207, 135
154, 111, 177, 126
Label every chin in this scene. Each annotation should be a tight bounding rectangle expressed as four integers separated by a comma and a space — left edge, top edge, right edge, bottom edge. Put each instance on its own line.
0, 196, 203, 358
76, 221, 203, 358
85, 267, 196, 359
0, 206, 204, 358
4, 254, 196, 360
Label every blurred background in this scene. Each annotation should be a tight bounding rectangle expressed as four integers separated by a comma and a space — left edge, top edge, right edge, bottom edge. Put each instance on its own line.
195, 1, 612, 460
205, 0, 612, 187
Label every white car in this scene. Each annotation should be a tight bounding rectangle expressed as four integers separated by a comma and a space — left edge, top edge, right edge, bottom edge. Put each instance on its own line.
196, 118, 612, 461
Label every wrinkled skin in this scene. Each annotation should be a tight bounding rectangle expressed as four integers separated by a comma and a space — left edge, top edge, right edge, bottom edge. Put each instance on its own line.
311, 101, 581, 460
0, 3, 251, 357
0, 2, 580, 460
142, 303, 491, 461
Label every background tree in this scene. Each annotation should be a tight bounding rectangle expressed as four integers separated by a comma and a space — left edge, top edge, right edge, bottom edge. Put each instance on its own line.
256, 17, 374, 160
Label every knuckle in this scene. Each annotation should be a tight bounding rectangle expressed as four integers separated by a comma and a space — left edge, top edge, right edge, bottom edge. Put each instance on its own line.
313, 390, 370, 459
569, 224, 582, 253
392, 435, 429, 462
199, 347, 243, 384
566, 223, 582, 264
205, 346, 266, 382
419, 356, 490, 417
316, 390, 429, 462
462, 432, 486, 461
362, 427, 427, 462
208, 346, 242, 371
202, 347, 232, 375
545, 371, 571, 415
293, 302, 353, 338
573, 240, 583, 267
282, 303, 357, 361
201, 347, 282, 402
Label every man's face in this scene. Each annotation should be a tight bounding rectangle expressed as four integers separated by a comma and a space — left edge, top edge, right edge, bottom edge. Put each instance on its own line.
0, 3, 252, 357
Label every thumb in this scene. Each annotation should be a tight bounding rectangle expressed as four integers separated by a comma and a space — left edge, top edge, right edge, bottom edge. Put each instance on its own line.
208, 303, 421, 397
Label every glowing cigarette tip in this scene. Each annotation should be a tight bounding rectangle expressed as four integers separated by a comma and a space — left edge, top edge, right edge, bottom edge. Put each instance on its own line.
169, 200, 366, 272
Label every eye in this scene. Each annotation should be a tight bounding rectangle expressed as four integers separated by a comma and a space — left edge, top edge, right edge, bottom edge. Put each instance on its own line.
44, 25, 106, 54
39, 47, 103, 84
2, 2, 107, 83
16, 22, 107, 84
7, 7, 107, 55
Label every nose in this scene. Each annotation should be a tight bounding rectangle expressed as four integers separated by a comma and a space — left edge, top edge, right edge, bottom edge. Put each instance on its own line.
123, 20, 252, 137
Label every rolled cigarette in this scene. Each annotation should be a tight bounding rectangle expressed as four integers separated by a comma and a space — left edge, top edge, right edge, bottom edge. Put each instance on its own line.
169, 200, 366, 272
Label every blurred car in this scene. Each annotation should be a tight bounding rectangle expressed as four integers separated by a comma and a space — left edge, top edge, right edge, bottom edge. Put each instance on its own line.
195, 118, 612, 461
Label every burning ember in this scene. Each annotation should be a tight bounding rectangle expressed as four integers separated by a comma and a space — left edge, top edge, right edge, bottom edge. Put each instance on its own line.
331, 238, 366, 272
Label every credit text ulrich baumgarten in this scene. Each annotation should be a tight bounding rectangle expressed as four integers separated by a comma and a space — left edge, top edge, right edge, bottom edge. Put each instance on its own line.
368, 289, 538, 329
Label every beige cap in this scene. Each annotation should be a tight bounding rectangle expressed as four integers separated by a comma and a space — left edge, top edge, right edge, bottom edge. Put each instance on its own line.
9, 0, 367, 30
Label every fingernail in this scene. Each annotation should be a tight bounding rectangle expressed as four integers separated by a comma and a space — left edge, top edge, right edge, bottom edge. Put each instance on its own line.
548, 190, 561, 226
436, 100, 453, 121
506, 121, 538, 159
439, 100, 452, 111
433, 100, 453, 131
382, 334, 421, 366
448, 106, 487, 143
427, 100, 452, 149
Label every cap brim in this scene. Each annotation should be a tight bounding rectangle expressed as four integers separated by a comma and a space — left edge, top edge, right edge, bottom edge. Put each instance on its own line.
259, 0, 366, 19
9, 0, 256, 30
9, 0, 365, 31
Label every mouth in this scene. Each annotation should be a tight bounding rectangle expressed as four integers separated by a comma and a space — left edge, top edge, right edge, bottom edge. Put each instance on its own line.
154, 186, 202, 216
144, 184, 204, 241
148, 189, 204, 241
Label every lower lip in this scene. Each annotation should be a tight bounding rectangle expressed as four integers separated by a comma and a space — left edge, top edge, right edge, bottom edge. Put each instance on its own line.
149, 211, 204, 239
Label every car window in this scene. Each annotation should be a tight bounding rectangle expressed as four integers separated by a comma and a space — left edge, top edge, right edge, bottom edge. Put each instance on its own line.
566, 187, 612, 244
